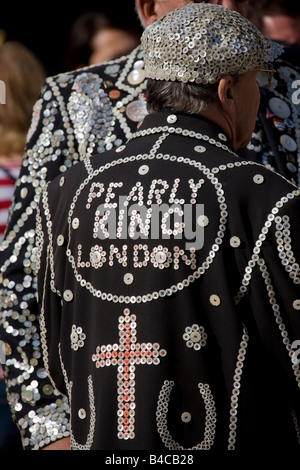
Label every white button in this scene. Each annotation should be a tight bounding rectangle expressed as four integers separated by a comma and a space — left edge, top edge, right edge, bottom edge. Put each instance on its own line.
57, 235, 64, 246
59, 176, 65, 187
127, 69, 145, 85
155, 251, 166, 264
91, 251, 102, 263
197, 215, 209, 227
134, 60, 144, 70
78, 409, 86, 420
21, 188, 28, 199
63, 290, 74, 302
190, 331, 201, 342
44, 90, 52, 101
124, 273, 134, 285
181, 412, 192, 423
210, 294, 221, 306
138, 165, 149, 175
167, 114, 178, 124
194, 145, 206, 153
116, 145, 126, 153
293, 299, 300, 311
72, 218, 80, 229
230, 236, 241, 248
269, 97, 291, 119
253, 174, 264, 184
218, 133, 227, 141
70, 331, 78, 343
280, 135, 297, 152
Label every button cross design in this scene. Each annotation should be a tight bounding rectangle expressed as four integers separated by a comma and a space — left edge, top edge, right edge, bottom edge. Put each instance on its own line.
92, 308, 167, 440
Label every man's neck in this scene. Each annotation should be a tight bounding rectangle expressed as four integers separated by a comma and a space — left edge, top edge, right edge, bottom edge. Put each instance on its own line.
200, 105, 236, 149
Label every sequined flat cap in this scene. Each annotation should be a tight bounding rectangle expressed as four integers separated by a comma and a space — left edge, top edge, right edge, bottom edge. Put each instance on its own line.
141, 3, 284, 85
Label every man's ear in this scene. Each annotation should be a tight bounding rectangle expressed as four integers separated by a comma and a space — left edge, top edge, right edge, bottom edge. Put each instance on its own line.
217, 75, 237, 114
136, 0, 158, 27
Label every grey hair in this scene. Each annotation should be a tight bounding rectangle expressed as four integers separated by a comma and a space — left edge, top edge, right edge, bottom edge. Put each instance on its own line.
146, 79, 218, 114
146, 75, 241, 114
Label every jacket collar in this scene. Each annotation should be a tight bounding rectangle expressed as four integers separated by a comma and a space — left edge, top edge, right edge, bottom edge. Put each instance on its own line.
136, 109, 235, 152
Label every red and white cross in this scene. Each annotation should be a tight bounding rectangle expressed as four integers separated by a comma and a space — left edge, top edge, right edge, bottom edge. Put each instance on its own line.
92, 308, 167, 440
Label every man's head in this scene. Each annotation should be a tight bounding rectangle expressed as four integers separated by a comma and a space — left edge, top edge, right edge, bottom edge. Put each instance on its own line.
135, 0, 249, 27
141, 3, 283, 149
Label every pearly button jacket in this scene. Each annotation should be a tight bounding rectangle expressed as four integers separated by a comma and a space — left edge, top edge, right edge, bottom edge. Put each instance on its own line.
37, 111, 300, 451
0, 43, 300, 450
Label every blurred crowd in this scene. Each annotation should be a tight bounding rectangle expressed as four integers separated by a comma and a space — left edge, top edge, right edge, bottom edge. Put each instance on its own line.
0, 0, 299, 451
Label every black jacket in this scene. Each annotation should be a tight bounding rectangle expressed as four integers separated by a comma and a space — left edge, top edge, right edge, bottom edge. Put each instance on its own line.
0, 44, 299, 450
37, 111, 300, 451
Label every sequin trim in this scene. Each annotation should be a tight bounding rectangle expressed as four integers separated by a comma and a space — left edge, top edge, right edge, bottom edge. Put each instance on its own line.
70, 376, 96, 450
64, 151, 228, 303
235, 189, 300, 304
156, 380, 216, 450
227, 327, 249, 450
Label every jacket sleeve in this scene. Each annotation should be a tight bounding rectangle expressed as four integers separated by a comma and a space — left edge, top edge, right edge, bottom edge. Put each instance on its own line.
36, 187, 66, 398
0, 48, 145, 449
0, 77, 73, 450
236, 188, 300, 436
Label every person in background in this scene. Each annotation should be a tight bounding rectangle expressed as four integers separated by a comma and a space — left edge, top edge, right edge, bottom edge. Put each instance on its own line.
0, 41, 45, 242
248, 0, 300, 48
0, 39, 46, 450
238, 0, 300, 173
89, 24, 140, 65
64, 11, 141, 70
0, 0, 299, 451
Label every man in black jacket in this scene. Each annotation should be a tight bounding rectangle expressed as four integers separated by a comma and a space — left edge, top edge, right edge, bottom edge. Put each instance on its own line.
1, 0, 299, 451
36, 4, 300, 452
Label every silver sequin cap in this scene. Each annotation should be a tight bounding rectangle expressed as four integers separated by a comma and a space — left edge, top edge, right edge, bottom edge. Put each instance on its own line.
141, 3, 284, 85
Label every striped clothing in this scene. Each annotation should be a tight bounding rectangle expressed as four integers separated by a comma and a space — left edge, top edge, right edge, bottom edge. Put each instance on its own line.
0, 163, 20, 243
0, 162, 19, 383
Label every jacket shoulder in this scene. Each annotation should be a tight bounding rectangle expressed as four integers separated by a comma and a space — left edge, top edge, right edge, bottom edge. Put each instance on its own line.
46, 46, 142, 85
